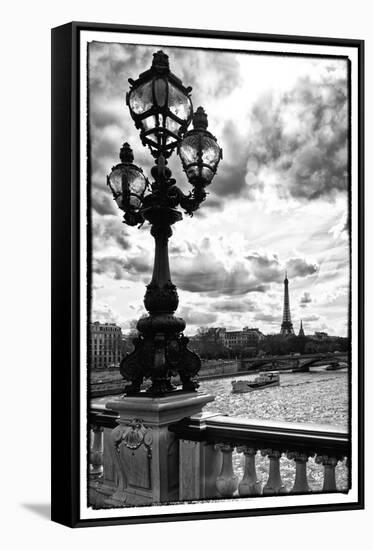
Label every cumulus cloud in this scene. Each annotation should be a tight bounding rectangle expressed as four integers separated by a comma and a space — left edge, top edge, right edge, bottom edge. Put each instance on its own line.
93, 229, 319, 301
91, 302, 122, 325
171, 237, 268, 296
246, 66, 348, 202
91, 191, 117, 216
211, 120, 248, 199
89, 42, 151, 96
246, 252, 282, 283
178, 306, 218, 326
123, 256, 151, 275
245, 252, 318, 283
253, 312, 282, 323
93, 256, 125, 280
302, 314, 320, 322
300, 291, 312, 308
174, 262, 268, 296
286, 258, 318, 278
89, 42, 241, 102
329, 213, 349, 240
167, 47, 242, 102
92, 216, 132, 251
93, 254, 151, 281
213, 298, 258, 313
88, 43, 349, 337
172, 239, 318, 296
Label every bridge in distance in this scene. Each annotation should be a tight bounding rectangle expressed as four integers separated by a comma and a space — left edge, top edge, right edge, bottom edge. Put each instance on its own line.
239, 352, 349, 373
90, 352, 349, 397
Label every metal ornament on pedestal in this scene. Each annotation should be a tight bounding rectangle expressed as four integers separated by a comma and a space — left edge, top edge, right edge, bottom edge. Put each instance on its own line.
107, 51, 222, 396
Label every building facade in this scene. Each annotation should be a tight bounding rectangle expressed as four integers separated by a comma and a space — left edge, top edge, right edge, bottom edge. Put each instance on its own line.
314, 331, 329, 340
89, 321, 123, 370
220, 327, 265, 350
189, 326, 265, 357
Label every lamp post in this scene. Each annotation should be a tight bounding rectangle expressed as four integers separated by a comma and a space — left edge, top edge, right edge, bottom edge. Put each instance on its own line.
107, 51, 222, 396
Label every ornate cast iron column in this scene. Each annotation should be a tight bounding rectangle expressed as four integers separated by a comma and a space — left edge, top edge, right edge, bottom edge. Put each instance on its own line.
120, 163, 202, 395
107, 51, 222, 397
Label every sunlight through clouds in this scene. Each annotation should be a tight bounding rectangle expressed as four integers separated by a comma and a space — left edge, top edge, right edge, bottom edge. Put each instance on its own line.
89, 42, 349, 337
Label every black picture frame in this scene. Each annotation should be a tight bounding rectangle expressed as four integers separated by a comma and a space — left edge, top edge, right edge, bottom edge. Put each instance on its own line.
51, 21, 364, 528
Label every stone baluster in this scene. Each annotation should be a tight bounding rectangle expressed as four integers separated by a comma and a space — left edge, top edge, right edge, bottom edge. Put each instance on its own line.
215, 443, 238, 498
287, 451, 311, 493
261, 449, 287, 494
315, 455, 338, 492
236, 446, 261, 496
105, 424, 129, 506
90, 425, 104, 478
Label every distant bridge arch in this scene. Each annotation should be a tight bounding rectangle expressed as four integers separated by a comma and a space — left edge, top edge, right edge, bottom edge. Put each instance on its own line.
239, 352, 349, 373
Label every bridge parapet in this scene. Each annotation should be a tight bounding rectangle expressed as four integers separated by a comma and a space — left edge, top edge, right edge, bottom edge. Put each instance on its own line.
170, 414, 349, 499
240, 353, 349, 372
88, 399, 350, 507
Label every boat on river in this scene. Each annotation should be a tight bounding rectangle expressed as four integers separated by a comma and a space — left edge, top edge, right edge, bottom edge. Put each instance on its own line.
231, 372, 280, 393
325, 362, 348, 371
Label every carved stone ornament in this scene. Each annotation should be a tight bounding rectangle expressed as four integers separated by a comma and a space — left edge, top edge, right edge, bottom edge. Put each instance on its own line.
113, 419, 153, 455
122, 419, 147, 450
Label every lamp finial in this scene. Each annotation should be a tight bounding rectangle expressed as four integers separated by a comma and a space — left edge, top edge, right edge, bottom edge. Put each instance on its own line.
120, 142, 134, 163
152, 50, 170, 73
193, 106, 208, 130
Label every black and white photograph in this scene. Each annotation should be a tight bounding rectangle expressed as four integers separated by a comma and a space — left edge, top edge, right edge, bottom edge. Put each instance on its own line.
51, 22, 364, 527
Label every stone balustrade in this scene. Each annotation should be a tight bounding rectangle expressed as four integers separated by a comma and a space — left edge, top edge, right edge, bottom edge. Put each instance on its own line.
169, 413, 349, 499
88, 400, 349, 508
88, 405, 120, 508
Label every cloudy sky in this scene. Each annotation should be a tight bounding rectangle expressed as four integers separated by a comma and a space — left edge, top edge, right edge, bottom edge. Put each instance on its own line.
88, 40, 349, 337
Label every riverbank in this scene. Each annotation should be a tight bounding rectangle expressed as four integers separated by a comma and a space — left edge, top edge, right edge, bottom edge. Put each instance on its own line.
89, 359, 240, 396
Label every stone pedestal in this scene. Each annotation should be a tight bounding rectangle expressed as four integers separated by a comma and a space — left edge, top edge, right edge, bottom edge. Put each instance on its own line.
105, 391, 214, 506
179, 414, 223, 501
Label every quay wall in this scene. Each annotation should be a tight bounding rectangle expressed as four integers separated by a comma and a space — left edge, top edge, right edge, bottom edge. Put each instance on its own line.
90, 360, 241, 397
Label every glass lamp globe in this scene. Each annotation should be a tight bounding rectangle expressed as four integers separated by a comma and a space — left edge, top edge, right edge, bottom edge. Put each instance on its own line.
178, 107, 222, 187
107, 143, 148, 224
127, 51, 193, 159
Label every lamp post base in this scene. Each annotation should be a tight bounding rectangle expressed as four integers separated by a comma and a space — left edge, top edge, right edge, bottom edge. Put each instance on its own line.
105, 391, 215, 505
120, 316, 201, 396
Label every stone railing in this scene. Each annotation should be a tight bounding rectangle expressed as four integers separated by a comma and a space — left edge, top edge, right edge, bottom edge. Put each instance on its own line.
169, 413, 350, 500
88, 401, 349, 507
89, 405, 120, 508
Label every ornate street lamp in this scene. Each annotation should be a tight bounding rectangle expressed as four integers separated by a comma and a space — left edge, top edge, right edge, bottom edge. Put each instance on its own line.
107, 51, 222, 396
127, 50, 193, 159
179, 106, 223, 187
107, 142, 149, 226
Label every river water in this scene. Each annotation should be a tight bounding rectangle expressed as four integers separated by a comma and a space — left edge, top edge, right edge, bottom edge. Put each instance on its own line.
199, 369, 349, 492
200, 370, 348, 427
92, 368, 349, 492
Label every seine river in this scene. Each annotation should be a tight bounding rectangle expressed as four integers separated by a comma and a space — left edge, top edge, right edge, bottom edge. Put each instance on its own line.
200, 369, 348, 427
92, 368, 349, 492
199, 369, 349, 492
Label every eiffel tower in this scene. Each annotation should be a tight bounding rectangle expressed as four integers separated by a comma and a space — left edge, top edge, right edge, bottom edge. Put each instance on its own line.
280, 271, 294, 336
